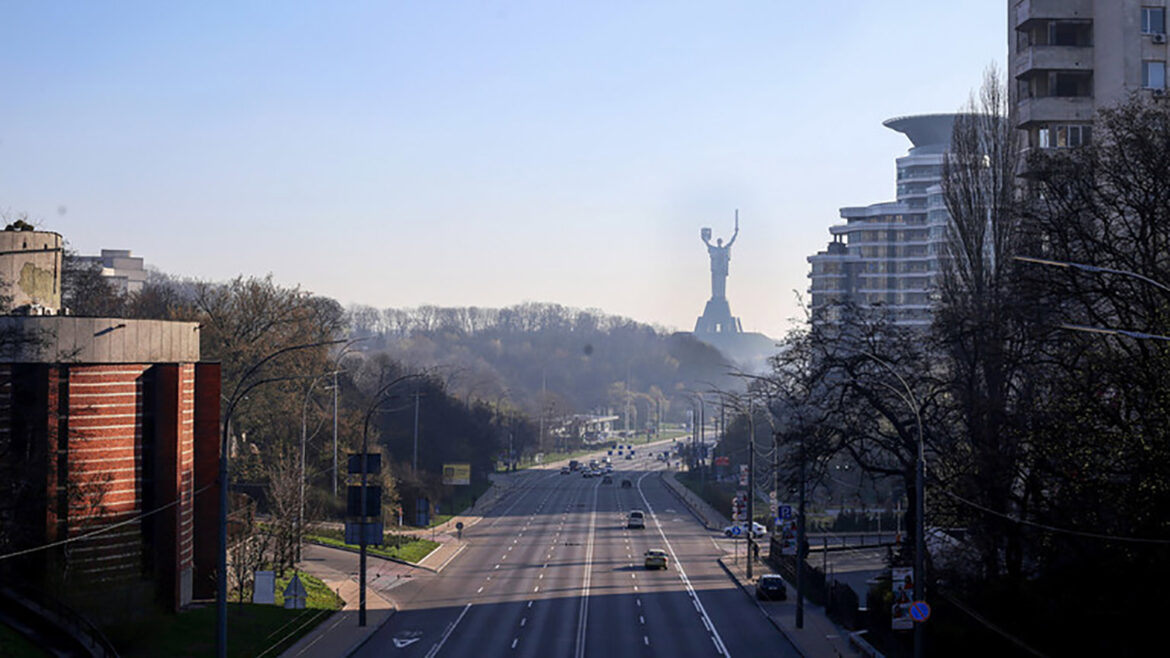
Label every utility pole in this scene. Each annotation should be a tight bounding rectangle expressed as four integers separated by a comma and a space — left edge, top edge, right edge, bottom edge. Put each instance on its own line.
746, 398, 755, 580
332, 370, 339, 498
796, 431, 807, 629
412, 390, 421, 475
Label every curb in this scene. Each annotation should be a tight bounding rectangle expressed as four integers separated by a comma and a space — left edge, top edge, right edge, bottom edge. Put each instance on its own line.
430, 542, 468, 573
342, 608, 396, 658
304, 540, 438, 573
717, 557, 811, 658
658, 470, 728, 530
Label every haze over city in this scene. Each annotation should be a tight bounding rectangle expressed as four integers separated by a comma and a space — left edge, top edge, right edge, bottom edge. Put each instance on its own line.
2, 1, 1005, 334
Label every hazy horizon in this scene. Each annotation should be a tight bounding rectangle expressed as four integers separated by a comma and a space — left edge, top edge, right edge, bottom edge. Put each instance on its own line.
2, 2, 1006, 336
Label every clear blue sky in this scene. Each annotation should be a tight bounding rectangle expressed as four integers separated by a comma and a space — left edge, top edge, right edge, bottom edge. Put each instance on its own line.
1, 1, 1005, 335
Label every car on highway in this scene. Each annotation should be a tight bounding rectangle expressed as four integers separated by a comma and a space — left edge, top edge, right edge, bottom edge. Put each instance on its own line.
620, 479, 632, 488
582, 470, 592, 478
602, 475, 613, 484
627, 510, 645, 529
625, 454, 632, 460
723, 522, 767, 538
644, 549, 669, 569
560, 466, 571, 475
756, 574, 787, 601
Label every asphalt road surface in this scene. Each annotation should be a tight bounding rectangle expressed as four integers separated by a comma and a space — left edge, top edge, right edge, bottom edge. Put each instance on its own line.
353, 448, 800, 658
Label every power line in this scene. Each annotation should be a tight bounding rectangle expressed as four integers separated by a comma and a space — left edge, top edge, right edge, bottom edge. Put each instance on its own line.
0, 481, 217, 563
939, 489, 1170, 545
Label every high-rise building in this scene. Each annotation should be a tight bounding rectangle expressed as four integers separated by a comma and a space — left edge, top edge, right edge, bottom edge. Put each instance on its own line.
1010, 0, 1168, 151
807, 114, 960, 329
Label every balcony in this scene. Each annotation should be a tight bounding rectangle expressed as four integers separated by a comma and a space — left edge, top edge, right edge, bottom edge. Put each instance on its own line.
1015, 0, 1092, 28
1017, 96, 1095, 126
1014, 45, 1093, 78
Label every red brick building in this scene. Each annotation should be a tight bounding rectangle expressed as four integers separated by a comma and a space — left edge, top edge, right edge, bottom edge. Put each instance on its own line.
0, 317, 220, 615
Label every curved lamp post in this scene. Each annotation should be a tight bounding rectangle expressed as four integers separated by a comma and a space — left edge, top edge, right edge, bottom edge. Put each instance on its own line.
217, 338, 345, 658
859, 352, 925, 658
356, 372, 427, 626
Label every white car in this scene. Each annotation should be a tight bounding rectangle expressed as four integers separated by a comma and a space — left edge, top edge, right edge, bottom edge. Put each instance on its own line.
723, 522, 767, 539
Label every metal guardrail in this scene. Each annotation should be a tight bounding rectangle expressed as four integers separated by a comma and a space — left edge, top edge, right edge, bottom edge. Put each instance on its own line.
1, 585, 121, 657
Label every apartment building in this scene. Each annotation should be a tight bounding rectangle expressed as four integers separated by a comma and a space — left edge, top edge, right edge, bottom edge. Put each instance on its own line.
1011, 0, 1168, 149
807, 114, 960, 329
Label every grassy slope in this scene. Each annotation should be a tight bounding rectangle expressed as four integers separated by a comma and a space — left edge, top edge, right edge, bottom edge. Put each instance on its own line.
113, 572, 341, 658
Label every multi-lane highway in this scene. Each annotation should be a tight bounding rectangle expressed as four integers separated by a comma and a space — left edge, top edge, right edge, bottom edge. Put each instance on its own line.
353, 446, 800, 658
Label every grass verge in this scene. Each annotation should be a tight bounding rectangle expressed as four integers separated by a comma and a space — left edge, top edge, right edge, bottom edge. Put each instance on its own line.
110, 572, 341, 658
307, 528, 440, 563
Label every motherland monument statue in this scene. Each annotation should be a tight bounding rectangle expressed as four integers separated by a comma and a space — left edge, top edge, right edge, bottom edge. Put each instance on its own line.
694, 211, 743, 334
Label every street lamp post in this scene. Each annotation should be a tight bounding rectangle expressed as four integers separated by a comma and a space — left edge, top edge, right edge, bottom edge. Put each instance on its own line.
358, 373, 426, 626
216, 339, 344, 658
860, 352, 925, 658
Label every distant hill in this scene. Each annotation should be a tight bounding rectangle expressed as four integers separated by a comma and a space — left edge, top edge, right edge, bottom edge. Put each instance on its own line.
346, 302, 745, 424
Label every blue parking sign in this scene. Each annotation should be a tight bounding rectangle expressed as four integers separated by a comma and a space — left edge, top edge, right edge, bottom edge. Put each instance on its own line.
779, 505, 793, 520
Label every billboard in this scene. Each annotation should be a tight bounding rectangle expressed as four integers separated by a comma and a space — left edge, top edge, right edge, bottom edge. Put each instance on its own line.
891, 567, 914, 630
442, 462, 471, 486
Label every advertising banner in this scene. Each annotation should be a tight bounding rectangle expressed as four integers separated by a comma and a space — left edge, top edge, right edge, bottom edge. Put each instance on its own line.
891, 567, 915, 630
778, 510, 798, 556
442, 462, 471, 486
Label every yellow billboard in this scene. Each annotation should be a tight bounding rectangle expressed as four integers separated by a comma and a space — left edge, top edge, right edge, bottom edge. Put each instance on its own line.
442, 463, 471, 486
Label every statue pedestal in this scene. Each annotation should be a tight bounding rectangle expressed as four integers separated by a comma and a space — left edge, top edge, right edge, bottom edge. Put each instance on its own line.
694, 297, 742, 334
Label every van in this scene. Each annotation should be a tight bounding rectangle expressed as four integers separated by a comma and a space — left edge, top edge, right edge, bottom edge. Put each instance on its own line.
627, 510, 645, 529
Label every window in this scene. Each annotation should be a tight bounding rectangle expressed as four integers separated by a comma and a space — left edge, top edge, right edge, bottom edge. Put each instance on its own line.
1055, 125, 1092, 148
1143, 7, 1166, 35
1038, 127, 1051, 148
1143, 60, 1166, 89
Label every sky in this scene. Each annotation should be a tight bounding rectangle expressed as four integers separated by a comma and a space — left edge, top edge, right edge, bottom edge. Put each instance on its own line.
1, 1, 1006, 337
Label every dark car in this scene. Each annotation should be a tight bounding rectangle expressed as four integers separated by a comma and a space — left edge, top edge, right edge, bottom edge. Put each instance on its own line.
620, 479, 632, 488
602, 475, 613, 484
756, 574, 787, 601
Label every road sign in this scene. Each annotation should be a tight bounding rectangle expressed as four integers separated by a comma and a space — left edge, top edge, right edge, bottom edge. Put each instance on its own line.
345, 521, 383, 545
346, 486, 381, 517
730, 525, 742, 536
910, 601, 931, 623
779, 505, 793, 520
283, 574, 307, 609
738, 464, 749, 486
347, 453, 381, 475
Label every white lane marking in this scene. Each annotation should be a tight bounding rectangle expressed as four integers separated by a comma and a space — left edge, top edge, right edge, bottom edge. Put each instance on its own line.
423, 602, 471, 658
636, 599, 641, 607
644, 636, 650, 646
512, 638, 518, 649
495, 565, 500, 569
574, 480, 600, 658
636, 472, 731, 658
639, 615, 645, 624
528, 600, 533, 608
539, 573, 544, 579
521, 617, 527, 627
477, 586, 484, 593
534, 585, 540, 592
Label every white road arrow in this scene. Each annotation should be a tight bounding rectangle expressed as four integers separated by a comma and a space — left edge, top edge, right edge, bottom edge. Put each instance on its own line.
393, 637, 421, 648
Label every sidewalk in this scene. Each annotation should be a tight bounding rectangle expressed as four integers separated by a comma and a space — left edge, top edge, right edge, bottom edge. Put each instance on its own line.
720, 556, 862, 658
658, 471, 864, 658
277, 556, 396, 658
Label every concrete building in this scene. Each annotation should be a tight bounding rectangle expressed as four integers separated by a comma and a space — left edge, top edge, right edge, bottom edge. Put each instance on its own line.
77, 249, 148, 295
808, 114, 961, 329
1010, 0, 1168, 150
0, 229, 63, 313
0, 239, 220, 621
